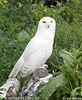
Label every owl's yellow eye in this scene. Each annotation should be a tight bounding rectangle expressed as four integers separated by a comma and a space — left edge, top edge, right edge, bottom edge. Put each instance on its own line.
51, 21, 53, 23
42, 21, 46, 23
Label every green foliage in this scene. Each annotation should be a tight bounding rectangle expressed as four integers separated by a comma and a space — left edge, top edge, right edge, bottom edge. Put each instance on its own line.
36, 72, 67, 100
17, 30, 30, 42
0, 0, 8, 8
17, 2, 23, 8
60, 49, 82, 97
71, 86, 81, 97
60, 49, 74, 65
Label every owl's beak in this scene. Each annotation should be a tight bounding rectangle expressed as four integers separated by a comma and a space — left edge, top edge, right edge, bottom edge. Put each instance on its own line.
47, 25, 49, 28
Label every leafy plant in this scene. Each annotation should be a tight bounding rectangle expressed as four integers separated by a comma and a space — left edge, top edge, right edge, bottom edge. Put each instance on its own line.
35, 49, 82, 99
36, 72, 67, 100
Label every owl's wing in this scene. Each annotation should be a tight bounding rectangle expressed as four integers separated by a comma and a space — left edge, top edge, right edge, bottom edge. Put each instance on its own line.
8, 36, 47, 78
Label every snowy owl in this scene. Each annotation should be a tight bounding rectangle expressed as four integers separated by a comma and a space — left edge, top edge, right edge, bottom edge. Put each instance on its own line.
9, 17, 56, 78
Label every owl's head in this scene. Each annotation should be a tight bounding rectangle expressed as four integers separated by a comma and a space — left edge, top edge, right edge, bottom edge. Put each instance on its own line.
37, 17, 56, 32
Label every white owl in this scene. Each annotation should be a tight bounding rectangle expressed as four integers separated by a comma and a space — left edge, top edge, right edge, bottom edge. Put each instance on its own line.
9, 17, 56, 78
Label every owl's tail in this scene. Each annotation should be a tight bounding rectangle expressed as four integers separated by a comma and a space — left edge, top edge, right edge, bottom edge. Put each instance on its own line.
8, 55, 24, 78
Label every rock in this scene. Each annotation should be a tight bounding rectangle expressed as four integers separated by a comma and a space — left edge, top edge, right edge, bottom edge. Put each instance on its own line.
22, 66, 52, 100
0, 78, 20, 99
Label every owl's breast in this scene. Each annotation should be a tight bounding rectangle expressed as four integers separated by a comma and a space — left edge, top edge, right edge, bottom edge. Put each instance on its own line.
23, 35, 53, 62
44, 39, 53, 58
